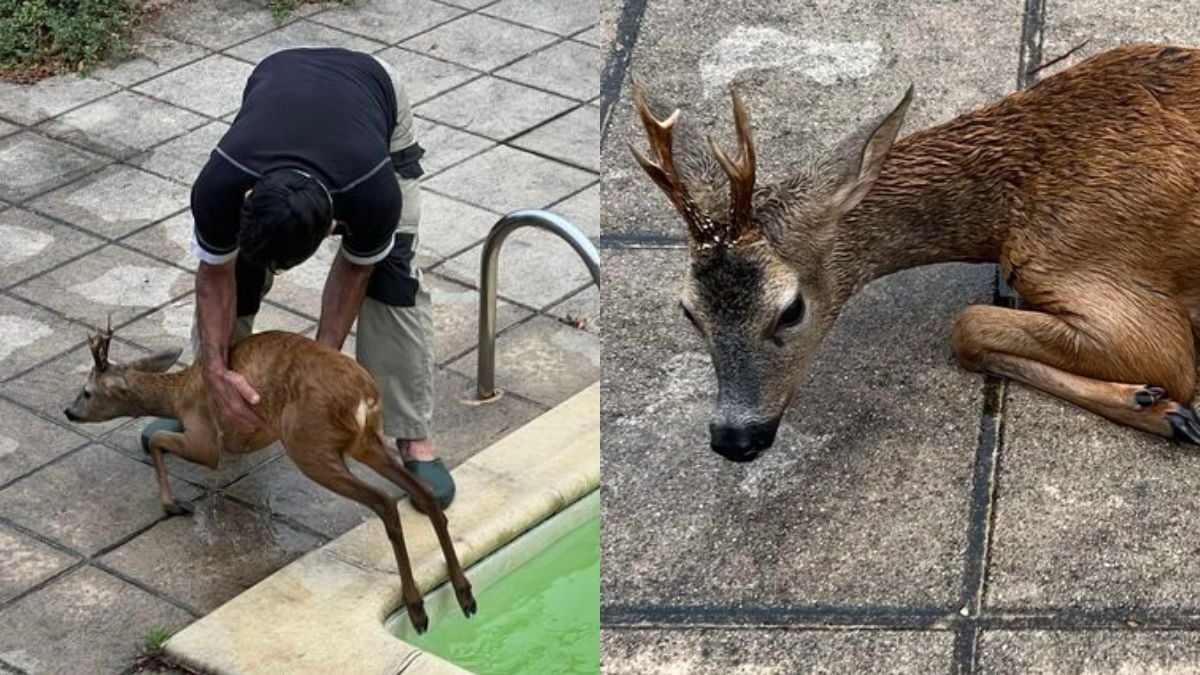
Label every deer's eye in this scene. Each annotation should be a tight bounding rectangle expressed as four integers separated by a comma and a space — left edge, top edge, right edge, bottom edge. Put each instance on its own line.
82, 391, 92, 400
776, 295, 806, 331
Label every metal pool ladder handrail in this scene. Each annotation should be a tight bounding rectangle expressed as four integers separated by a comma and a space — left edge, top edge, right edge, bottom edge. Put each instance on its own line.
476, 209, 600, 401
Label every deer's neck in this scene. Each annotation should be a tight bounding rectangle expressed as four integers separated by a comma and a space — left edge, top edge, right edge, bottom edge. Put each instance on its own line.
834, 121, 1021, 301
124, 369, 191, 419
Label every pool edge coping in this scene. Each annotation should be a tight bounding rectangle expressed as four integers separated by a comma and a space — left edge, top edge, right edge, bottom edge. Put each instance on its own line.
164, 382, 601, 675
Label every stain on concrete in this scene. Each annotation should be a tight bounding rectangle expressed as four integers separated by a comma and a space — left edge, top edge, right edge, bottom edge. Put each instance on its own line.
0, 224, 53, 268
699, 26, 882, 95
0, 315, 52, 363
68, 264, 183, 306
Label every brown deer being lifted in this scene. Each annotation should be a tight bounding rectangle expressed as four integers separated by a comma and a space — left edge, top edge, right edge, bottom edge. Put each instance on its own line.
632, 44, 1200, 462
63, 325, 473, 632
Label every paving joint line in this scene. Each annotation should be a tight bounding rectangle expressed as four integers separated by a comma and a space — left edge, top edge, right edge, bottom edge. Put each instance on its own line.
600, 0, 648, 143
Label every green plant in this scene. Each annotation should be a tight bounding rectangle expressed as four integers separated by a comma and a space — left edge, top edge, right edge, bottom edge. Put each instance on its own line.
141, 627, 172, 655
0, 0, 138, 80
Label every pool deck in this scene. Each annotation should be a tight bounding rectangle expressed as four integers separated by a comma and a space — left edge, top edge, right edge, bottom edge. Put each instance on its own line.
599, 0, 1200, 673
164, 384, 599, 674
0, 1, 597, 673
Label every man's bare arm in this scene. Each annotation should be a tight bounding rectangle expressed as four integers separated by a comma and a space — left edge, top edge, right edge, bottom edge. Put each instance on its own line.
316, 253, 373, 350
196, 260, 264, 432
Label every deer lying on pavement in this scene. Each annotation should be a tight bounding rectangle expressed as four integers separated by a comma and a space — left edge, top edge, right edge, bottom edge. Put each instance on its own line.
63, 324, 473, 632
632, 44, 1200, 462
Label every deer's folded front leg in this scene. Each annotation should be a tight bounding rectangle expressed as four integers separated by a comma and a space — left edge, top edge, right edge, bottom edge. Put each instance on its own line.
146, 419, 221, 515
952, 300, 1200, 442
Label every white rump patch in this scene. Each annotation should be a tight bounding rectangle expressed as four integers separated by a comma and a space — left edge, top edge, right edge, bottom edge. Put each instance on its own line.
0, 224, 53, 268
0, 315, 52, 363
68, 265, 183, 307
699, 26, 882, 95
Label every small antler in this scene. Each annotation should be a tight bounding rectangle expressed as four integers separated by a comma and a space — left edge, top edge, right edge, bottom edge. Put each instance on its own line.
87, 314, 113, 372
707, 87, 757, 240
628, 82, 718, 244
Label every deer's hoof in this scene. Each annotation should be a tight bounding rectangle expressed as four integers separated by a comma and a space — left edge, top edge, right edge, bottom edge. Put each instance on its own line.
409, 603, 429, 634
457, 586, 477, 617
1134, 386, 1168, 409
1166, 405, 1200, 444
163, 501, 193, 517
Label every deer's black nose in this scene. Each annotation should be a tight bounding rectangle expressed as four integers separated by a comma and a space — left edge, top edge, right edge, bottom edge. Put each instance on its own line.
709, 420, 779, 462
63, 408, 79, 422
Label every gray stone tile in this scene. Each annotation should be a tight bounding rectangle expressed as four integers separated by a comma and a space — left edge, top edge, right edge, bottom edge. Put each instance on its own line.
573, 26, 601, 47
0, 119, 19, 139
100, 495, 323, 613
11, 244, 194, 328
414, 119, 493, 175
132, 120, 227, 185
28, 165, 188, 239
225, 19, 388, 63
134, 54, 255, 117
416, 76, 575, 140
602, 628, 953, 675
0, 75, 118, 125
428, 273, 531, 363
224, 456, 379, 540
447, 315, 598, 407
0, 566, 193, 674
548, 182, 599, 237
418, 191, 500, 262
0, 132, 105, 202
39, 90, 207, 160
91, 33, 209, 87
0, 524, 76, 604
979, 630, 1200, 674
374, 47, 478, 105
313, 0, 465, 44
484, 0, 594, 36
153, 0, 281, 49
0, 398, 88, 487
0, 208, 104, 289
402, 14, 557, 71
439, 227, 595, 309
122, 209, 196, 269
546, 285, 598, 333
0, 445, 198, 554
599, 250, 987, 607
425, 145, 595, 213
0, 295, 83, 382
1042, 1, 1200, 60
988, 386, 1200, 609
511, 105, 598, 171
436, 0, 493, 8
497, 40, 598, 101
429, 368, 547, 466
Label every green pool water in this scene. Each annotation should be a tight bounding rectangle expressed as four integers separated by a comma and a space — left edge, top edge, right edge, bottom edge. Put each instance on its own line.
404, 515, 600, 674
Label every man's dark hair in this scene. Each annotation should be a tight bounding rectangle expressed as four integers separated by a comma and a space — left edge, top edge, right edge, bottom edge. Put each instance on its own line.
239, 169, 333, 271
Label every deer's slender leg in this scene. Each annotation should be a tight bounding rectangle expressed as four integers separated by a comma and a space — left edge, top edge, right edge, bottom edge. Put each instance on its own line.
954, 302, 1200, 441
354, 437, 475, 617
147, 424, 220, 515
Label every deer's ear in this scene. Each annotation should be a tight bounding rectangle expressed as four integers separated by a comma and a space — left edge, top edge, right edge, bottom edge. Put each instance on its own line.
828, 85, 913, 216
126, 348, 182, 373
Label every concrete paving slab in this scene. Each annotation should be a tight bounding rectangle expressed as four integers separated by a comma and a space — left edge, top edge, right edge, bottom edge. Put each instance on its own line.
417, 191, 501, 263
447, 315, 599, 407
0, 132, 105, 203
497, 40, 599, 101
0, 397, 88, 487
511, 105, 598, 170
574, 26, 601, 47
438, 228, 595, 308
121, 209, 198, 269
312, 0, 465, 45
425, 145, 596, 213
416, 76, 577, 141
374, 47, 478, 106
602, 628, 953, 675
0, 294, 86, 382
549, 182, 599, 236
225, 18, 388, 63
988, 386, 1200, 609
38, 90, 207, 160
483, 0, 595, 37
402, 14, 558, 71
0, 119, 18, 140
427, 368, 548, 467
0, 566, 193, 674
600, 249, 987, 607
99, 495, 323, 613
413, 119, 493, 175
1042, 1, 1200, 59
90, 33, 209, 87
11, 244, 193, 327
132, 119, 228, 186
0, 75, 118, 126
27, 164, 188, 239
978, 630, 1200, 674
0, 523, 75, 605
427, 273, 531, 363
151, 0, 282, 50
0, 207, 104, 289
134, 54, 256, 118
546, 284, 598, 331
0, 445, 199, 555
